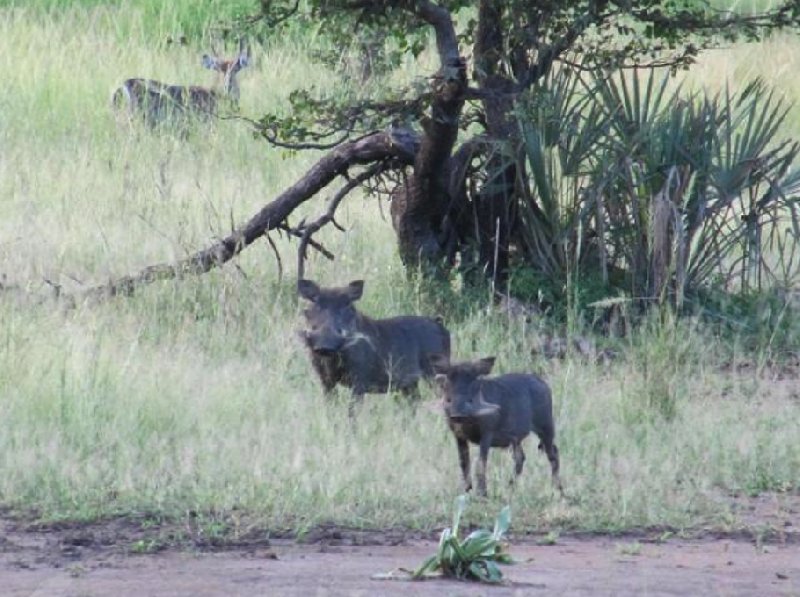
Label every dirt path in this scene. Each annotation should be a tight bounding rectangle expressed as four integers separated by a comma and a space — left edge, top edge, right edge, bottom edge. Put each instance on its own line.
2, 519, 799, 596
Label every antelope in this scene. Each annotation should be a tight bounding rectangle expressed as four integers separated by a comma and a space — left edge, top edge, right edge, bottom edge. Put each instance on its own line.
112, 39, 250, 128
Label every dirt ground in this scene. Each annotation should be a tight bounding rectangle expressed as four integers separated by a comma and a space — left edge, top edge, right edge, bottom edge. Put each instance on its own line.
2, 510, 799, 597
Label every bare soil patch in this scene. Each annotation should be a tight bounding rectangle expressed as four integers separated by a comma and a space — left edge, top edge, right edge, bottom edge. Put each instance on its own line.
2, 502, 799, 597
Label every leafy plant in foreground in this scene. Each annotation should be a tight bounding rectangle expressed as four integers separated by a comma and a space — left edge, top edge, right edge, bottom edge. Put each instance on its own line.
413, 495, 514, 584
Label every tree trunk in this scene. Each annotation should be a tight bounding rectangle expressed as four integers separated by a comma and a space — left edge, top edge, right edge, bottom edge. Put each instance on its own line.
392, 59, 467, 270
470, 1, 520, 292
390, 3, 468, 274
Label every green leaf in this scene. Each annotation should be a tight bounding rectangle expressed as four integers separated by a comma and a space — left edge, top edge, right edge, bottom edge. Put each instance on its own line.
495, 552, 515, 565
412, 554, 440, 579
468, 560, 490, 582
461, 532, 496, 559
438, 527, 451, 550
492, 505, 511, 540
463, 529, 492, 543
446, 535, 467, 565
521, 122, 555, 219
450, 494, 466, 536
484, 560, 504, 583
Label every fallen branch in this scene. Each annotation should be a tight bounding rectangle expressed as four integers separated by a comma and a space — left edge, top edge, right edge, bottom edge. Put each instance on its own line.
78, 130, 418, 303
297, 162, 390, 280
277, 223, 335, 260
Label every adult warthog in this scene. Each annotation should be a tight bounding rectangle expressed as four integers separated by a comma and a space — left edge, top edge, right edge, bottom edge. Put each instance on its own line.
298, 279, 450, 414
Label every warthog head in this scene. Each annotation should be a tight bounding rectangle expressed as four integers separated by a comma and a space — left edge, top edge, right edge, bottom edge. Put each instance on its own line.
431, 355, 500, 422
298, 279, 364, 355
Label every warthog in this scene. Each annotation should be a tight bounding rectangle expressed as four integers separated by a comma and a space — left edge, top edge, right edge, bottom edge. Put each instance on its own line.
297, 279, 451, 411
432, 356, 562, 497
111, 39, 250, 128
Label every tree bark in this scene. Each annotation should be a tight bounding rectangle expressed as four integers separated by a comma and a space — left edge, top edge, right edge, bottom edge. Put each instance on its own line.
390, 0, 468, 271
471, 1, 519, 292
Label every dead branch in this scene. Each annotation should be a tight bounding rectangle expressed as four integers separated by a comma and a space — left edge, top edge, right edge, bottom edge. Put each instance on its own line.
297, 162, 389, 280
277, 223, 335, 260
78, 130, 417, 303
264, 232, 283, 282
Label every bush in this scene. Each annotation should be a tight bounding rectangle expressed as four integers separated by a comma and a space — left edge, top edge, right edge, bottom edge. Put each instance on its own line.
513, 68, 800, 313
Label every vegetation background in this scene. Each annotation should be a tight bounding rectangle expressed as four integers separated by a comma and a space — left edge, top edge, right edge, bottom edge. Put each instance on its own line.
0, 0, 798, 537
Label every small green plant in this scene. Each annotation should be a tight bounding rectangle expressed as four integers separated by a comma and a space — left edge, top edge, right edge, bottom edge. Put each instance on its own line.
616, 541, 643, 556
130, 538, 164, 554
537, 530, 560, 546
657, 531, 674, 544
413, 496, 514, 584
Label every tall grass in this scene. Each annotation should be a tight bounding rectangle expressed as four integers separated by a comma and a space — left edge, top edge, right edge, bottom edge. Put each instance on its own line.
0, 0, 255, 42
0, 5, 798, 534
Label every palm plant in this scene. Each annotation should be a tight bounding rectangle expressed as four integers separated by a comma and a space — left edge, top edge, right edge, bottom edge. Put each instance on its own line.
513, 66, 800, 309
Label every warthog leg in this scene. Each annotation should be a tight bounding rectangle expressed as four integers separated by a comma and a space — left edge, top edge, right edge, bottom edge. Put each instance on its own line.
456, 437, 472, 493
539, 437, 563, 496
348, 389, 365, 421
476, 436, 492, 497
510, 441, 526, 485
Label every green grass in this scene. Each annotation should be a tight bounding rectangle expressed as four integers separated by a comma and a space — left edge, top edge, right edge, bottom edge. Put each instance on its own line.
0, 0, 255, 42
0, 4, 798, 536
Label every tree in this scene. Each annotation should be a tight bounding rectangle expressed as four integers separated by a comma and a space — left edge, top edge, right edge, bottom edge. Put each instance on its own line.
88, 0, 800, 307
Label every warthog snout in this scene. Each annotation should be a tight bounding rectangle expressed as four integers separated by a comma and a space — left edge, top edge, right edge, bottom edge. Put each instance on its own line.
301, 327, 349, 355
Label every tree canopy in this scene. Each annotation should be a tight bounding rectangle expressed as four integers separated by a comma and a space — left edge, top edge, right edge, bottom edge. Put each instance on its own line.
91, 0, 800, 313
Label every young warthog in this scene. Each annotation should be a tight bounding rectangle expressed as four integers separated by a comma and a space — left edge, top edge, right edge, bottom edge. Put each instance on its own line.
432, 356, 562, 497
297, 279, 450, 411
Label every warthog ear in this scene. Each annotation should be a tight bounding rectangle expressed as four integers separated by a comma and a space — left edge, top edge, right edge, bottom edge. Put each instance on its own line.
475, 356, 496, 376
346, 280, 364, 301
297, 279, 321, 302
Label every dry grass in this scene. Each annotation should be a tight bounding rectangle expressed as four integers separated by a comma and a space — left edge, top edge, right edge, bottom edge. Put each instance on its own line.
0, 5, 798, 533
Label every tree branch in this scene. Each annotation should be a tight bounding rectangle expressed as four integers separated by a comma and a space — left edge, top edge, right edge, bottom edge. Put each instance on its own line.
277, 223, 336, 260
629, 0, 800, 34
79, 131, 417, 302
297, 162, 390, 280
342, 0, 461, 69
522, 2, 612, 88
407, 0, 461, 71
